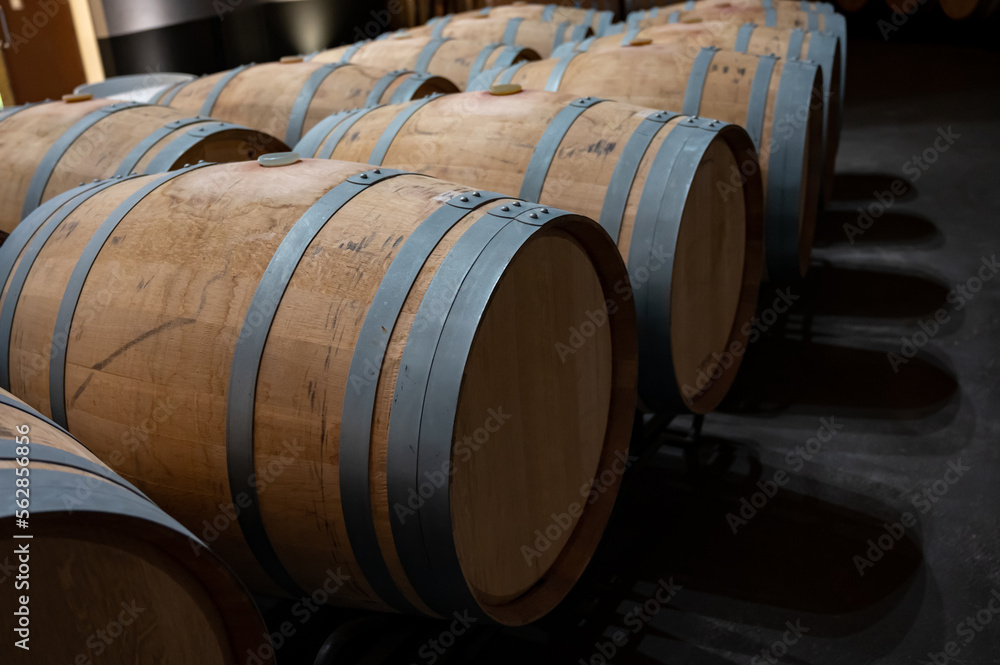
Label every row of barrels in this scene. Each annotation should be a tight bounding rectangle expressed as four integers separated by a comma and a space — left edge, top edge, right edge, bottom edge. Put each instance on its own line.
0, 0, 844, 653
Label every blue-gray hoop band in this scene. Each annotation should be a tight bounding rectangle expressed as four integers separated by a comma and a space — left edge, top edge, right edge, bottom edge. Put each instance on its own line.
519, 97, 605, 202
745, 55, 778, 151
415, 38, 450, 74
114, 117, 208, 177
200, 64, 252, 116
286, 63, 348, 146
369, 94, 441, 166
734, 23, 756, 53
682, 47, 718, 116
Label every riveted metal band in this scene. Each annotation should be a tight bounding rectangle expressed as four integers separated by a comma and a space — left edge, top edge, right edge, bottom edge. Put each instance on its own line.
786, 28, 806, 58
629, 116, 723, 408
807, 11, 819, 30
286, 62, 348, 146
317, 106, 384, 160
467, 42, 503, 87
542, 4, 556, 20
339, 40, 369, 64
682, 47, 718, 116
0, 438, 149, 499
595, 11, 615, 36
0, 181, 116, 391
553, 20, 570, 49
431, 14, 453, 38
734, 23, 756, 53
598, 110, 678, 241
503, 17, 524, 44
22, 101, 147, 219
367, 69, 407, 106
159, 79, 193, 105
544, 51, 581, 91
144, 122, 244, 173
745, 54, 778, 151
496, 60, 527, 84
293, 110, 352, 157
369, 94, 441, 165
519, 96, 605, 202
765, 59, 818, 280
227, 167, 409, 603
389, 72, 435, 104
764, 8, 777, 26
200, 64, 251, 116
49, 165, 210, 430
415, 38, 450, 74
114, 116, 208, 177
342, 189, 506, 618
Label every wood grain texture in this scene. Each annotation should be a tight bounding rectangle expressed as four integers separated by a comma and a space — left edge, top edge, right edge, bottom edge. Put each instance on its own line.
407, 17, 594, 57
1, 159, 635, 624
453, 4, 616, 30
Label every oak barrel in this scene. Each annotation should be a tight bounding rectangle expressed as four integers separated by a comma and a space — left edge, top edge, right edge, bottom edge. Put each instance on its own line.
472, 43, 824, 280
0, 94, 287, 238
156, 59, 458, 147
0, 158, 636, 625
294, 89, 763, 412
309, 36, 538, 91
403, 17, 593, 58
0, 388, 271, 664
937, 0, 999, 17
557, 20, 842, 203
452, 4, 618, 35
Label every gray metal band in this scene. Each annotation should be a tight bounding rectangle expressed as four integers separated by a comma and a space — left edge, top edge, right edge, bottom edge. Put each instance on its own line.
519, 96, 605, 202
807, 11, 819, 30
650, 7, 660, 17
629, 117, 721, 407
144, 122, 244, 173
303, 51, 319, 61
682, 47, 718, 116
621, 26, 641, 46
764, 8, 777, 26
21, 101, 147, 219
0, 438, 148, 500
343, 189, 506, 619
0, 393, 68, 436
493, 44, 524, 70
496, 60, 527, 85
502, 17, 524, 44
544, 51, 581, 91
596, 11, 615, 36
317, 106, 383, 160
49, 165, 210, 429
367, 69, 407, 106
745, 54, 778, 151
808, 31, 840, 143
293, 110, 352, 157
762, 0, 773, 6
286, 63, 348, 146
734, 23, 756, 53
388, 72, 435, 105
543, 4, 556, 20
765, 59, 817, 280
466, 66, 502, 92
114, 116, 208, 177
0, 180, 126, 391
598, 110, 677, 241
811, 2, 835, 13
583, 8, 596, 27
199, 64, 251, 116
603, 22, 625, 35
369, 94, 441, 166
786, 28, 806, 59
685, 0, 695, 8
339, 40, 369, 64
553, 21, 570, 50
415, 38, 449, 74
467, 43, 503, 88
227, 168, 409, 603
668, 10, 679, 22
571, 23, 591, 41
431, 14, 452, 38
159, 79, 193, 105
576, 36, 597, 51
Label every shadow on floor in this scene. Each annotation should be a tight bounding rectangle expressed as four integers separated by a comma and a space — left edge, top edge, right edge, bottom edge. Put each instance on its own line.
813, 209, 943, 249
830, 173, 916, 204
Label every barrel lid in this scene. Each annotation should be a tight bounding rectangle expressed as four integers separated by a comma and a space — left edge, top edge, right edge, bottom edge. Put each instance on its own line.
682, 15, 704, 22
62, 93, 93, 103
280, 55, 304, 63
258, 152, 301, 167
628, 37, 653, 46
489, 83, 522, 96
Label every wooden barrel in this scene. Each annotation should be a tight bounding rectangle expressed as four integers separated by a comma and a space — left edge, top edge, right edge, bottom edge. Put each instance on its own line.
626, 0, 836, 13
309, 36, 538, 92
155, 59, 458, 148
0, 388, 271, 664
937, 0, 999, 17
0, 158, 636, 625
559, 20, 842, 204
451, 4, 619, 34
294, 88, 763, 412
473, 43, 824, 281
0, 94, 287, 239
403, 17, 593, 58
627, 3, 847, 102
